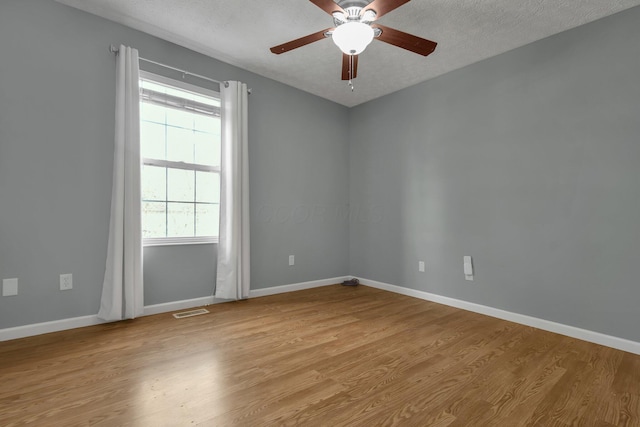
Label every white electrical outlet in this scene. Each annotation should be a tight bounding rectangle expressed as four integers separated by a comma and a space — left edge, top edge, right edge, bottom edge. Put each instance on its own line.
463, 256, 474, 281
289, 255, 295, 266
60, 273, 73, 291
2, 278, 18, 296
418, 261, 425, 272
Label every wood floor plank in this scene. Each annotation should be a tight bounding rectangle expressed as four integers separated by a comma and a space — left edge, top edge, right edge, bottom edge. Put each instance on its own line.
1, 284, 639, 426
613, 393, 640, 427
343, 323, 537, 426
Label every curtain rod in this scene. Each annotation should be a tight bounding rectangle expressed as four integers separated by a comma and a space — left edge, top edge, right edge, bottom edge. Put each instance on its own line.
109, 44, 227, 88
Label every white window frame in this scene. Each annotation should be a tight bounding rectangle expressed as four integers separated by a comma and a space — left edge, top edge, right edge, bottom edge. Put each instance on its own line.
139, 71, 221, 247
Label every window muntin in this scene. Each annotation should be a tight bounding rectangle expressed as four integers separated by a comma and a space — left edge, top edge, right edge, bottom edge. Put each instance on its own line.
139, 72, 221, 245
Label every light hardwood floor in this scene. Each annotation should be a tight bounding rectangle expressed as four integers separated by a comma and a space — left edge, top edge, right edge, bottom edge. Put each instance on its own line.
1, 285, 639, 426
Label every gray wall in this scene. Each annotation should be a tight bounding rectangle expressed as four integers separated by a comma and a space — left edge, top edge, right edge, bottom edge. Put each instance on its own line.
143, 245, 216, 306
0, 0, 350, 328
349, 7, 640, 342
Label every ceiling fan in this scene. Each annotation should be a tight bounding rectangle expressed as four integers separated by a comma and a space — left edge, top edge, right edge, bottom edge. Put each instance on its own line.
270, 0, 437, 84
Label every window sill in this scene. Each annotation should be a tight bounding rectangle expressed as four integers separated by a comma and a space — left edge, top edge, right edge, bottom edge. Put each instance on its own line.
143, 237, 218, 247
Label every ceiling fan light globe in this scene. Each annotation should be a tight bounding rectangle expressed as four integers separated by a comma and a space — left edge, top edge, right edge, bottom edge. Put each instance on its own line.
332, 22, 374, 55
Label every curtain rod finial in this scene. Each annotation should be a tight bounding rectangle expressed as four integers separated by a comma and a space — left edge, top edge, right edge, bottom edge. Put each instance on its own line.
109, 44, 119, 54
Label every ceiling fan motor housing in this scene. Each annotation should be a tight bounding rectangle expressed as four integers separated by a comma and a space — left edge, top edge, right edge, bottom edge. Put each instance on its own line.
338, 0, 370, 10
334, 0, 370, 24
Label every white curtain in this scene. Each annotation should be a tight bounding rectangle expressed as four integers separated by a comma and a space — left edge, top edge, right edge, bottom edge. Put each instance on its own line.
98, 45, 144, 321
215, 81, 250, 300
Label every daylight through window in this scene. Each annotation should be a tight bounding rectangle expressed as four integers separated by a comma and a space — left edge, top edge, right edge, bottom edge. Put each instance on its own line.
139, 72, 221, 245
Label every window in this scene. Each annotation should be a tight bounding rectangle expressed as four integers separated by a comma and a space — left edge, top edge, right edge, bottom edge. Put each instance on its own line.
139, 72, 221, 245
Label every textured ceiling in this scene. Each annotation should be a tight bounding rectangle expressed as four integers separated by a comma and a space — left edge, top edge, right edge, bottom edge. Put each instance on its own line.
56, 0, 640, 107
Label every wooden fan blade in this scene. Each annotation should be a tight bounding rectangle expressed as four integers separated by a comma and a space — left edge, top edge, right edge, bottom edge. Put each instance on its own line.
309, 0, 345, 16
270, 28, 333, 54
341, 54, 359, 80
373, 24, 437, 56
361, 0, 410, 19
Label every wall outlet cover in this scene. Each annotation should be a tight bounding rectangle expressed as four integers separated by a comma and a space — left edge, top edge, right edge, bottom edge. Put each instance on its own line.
3, 278, 18, 296
60, 273, 73, 291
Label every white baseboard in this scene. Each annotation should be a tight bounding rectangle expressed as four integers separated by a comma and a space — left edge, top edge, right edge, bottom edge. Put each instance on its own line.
249, 276, 351, 298
143, 295, 216, 316
0, 314, 104, 342
361, 278, 640, 356
0, 295, 218, 342
4, 276, 638, 356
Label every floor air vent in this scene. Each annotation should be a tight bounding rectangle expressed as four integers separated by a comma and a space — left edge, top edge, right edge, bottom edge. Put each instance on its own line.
172, 308, 209, 319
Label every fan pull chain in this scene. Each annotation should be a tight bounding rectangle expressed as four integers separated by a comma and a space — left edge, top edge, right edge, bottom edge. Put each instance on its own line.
348, 54, 355, 92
